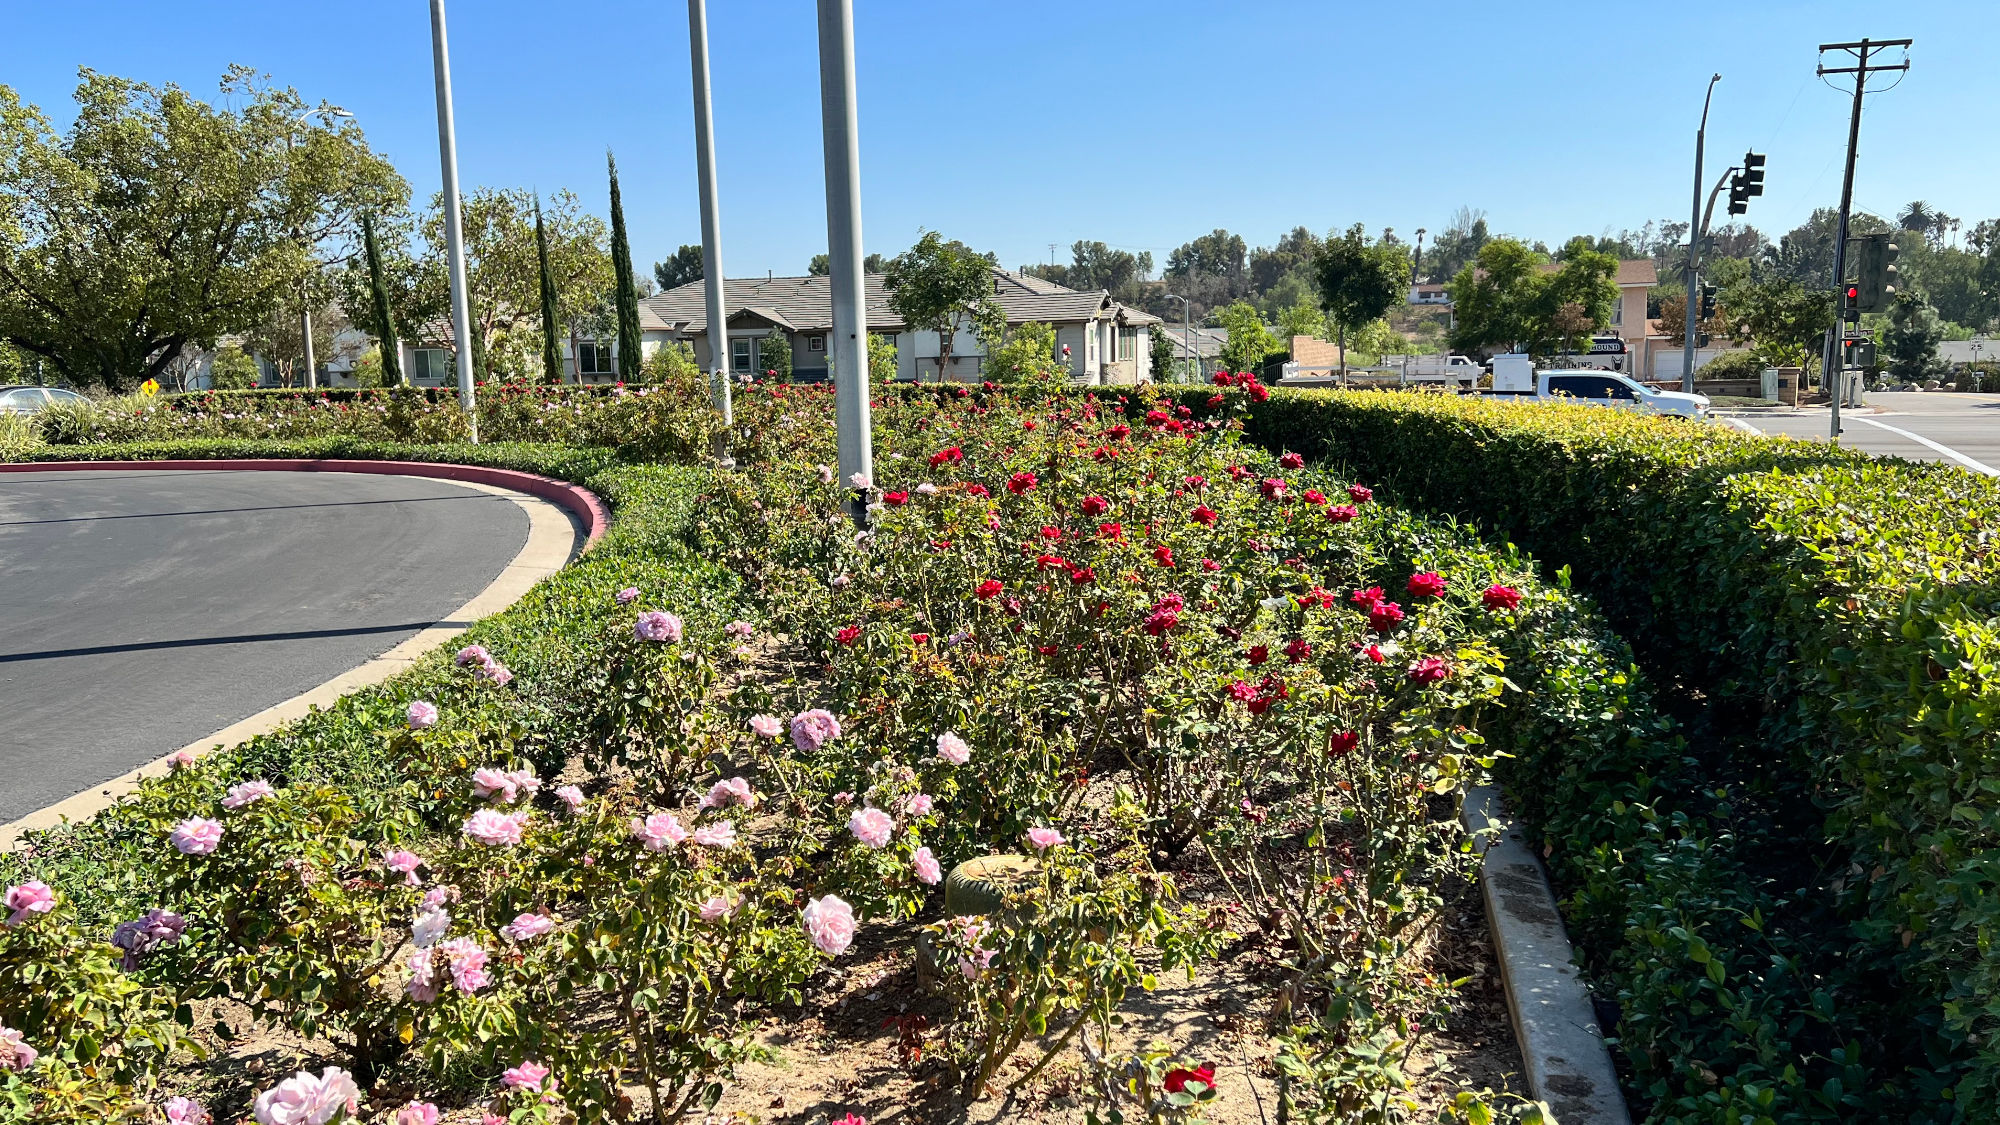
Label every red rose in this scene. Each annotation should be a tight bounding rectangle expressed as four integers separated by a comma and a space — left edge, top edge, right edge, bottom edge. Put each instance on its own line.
836, 626, 862, 646
1368, 602, 1405, 633
1284, 638, 1312, 664
1406, 571, 1447, 599
1207, 393, 1225, 408
1152, 546, 1174, 568
1177, 405, 1192, 418
883, 490, 910, 507
976, 579, 1003, 599
1359, 643, 1386, 664
1407, 656, 1451, 685
1068, 565, 1095, 585
1349, 586, 1386, 608
1191, 505, 1219, 526
1144, 408, 1170, 425
1040, 525, 1064, 540
1184, 475, 1207, 490
1225, 680, 1257, 702
1036, 553, 1067, 571
1211, 372, 1232, 387
1301, 489, 1327, 506
1348, 484, 1373, 504
1106, 423, 1132, 439
1023, 419, 1037, 431
1328, 731, 1360, 755
1200, 558, 1220, 572
1099, 521, 1124, 540
1247, 645, 1269, 666
1006, 472, 1038, 495
966, 484, 991, 498
1081, 495, 1110, 517
1482, 584, 1524, 611
911, 632, 931, 645
1279, 452, 1304, 469
1259, 478, 1288, 502
1324, 504, 1358, 523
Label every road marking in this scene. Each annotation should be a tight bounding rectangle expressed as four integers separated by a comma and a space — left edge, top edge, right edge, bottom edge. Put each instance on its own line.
1846, 415, 2000, 476
1719, 416, 1765, 435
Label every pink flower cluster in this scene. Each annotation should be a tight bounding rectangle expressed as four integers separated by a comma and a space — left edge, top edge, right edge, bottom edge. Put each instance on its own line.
502, 1059, 552, 1092
385, 849, 424, 885
748, 714, 784, 738
164, 1096, 211, 1124
913, 846, 943, 885
935, 731, 972, 765
499, 912, 556, 941
803, 894, 857, 955
407, 936, 489, 1002
472, 765, 540, 804
700, 776, 756, 810
790, 708, 843, 753
251, 1065, 359, 1125
849, 807, 895, 849
0, 1026, 35, 1073
406, 700, 440, 729
463, 809, 529, 847
456, 644, 514, 686
3, 881, 54, 927
631, 812, 688, 850
221, 779, 276, 809
635, 610, 684, 643
170, 817, 224, 855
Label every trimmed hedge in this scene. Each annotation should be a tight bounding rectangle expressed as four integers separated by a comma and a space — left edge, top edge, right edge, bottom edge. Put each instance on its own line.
1182, 386, 1993, 1120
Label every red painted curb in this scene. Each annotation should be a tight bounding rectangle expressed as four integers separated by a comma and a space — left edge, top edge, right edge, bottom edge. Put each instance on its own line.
0, 459, 610, 549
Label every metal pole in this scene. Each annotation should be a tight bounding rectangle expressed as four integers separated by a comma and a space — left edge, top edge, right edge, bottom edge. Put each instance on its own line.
1826, 42, 1872, 442
1683, 74, 1720, 393
816, 0, 873, 528
429, 0, 477, 429
688, 0, 733, 444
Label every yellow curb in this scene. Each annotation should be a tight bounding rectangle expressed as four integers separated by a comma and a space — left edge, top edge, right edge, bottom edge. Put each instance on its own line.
1, 474, 585, 851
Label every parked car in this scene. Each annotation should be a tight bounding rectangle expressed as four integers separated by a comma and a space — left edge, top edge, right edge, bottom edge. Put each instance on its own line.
1475, 362, 1711, 419
0, 385, 88, 415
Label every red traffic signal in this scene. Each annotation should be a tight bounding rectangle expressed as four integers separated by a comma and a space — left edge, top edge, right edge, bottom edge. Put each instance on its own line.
1847, 286, 1859, 300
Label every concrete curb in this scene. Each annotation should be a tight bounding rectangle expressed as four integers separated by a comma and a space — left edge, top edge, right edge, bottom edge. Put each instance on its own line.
1463, 785, 1632, 1124
0, 465, 598, 850
0, 458, 610, 549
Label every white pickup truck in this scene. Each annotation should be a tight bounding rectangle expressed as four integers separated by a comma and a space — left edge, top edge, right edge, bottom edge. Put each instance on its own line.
1480, 356, 1710, 419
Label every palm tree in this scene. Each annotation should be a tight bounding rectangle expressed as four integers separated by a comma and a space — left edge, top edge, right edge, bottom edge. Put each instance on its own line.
1898, 200, 1936, 236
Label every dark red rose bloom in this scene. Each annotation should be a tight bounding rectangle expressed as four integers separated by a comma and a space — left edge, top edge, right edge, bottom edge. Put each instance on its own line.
1081, 495, 1110, 517
1259, 478, 1288, 502
965, 483, 991, 498
1144, 408, 1170, 425
1301, 489, 1327, 506
1482, 584, 1524, 611
1407, 656, 1451, 685
1201, 558, 1221, 572
1406, 571, 1447, 599
1106, 423, 1132, 439
836, 626, 862, 646
1184, 474, 1207, 490
883, 490, 910, 507
1040, 525, 1064, 540
1225, 680, 1257, 702
1348, 484, 1373, 504
1036, 553, 1067, 571
1207, 393, 1226, 408
1177, 404, 1192, 418
1328, 731, 1360, 755
1099, 521, 1124, 540
1247, 383, 1269, 402
928, 446, 964, 467
1284, 638, 1312, 664
1023, 419, 1038, 431
1191, 505, 1219, 526
911, 632, 931, 644
975, 579, 1003, 599
1211, 372, 1233, 387
1279, 452, 1304, 469
1247, 644, 1269, 666
1006, 472, 1039, 494
1324, 504, 1358, 523
1368, 602, 1405, 633
1349, 586, 1386, 609
1068, 565, 1095, 585
1153, 546, 1174, 568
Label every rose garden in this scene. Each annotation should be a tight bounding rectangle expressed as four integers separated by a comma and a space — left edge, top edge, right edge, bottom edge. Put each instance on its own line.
4, 375, 1999, 1125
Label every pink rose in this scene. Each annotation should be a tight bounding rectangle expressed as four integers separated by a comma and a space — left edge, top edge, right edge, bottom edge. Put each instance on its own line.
748, 714, 784, 738
699, 895, 736, 922
790, 709, 843, 753
555, 784, 586, 814
462, 809, 528, 847
441, 937, 489, 993
848, 807, 894, 849
630, 812, 688, 851
170, 817, 224, 856
455, 644, 491, 667
1027, 826, 1065, 851
614, 587, 640, 605
221, 779, 276, 809
411, 907, 450, 948
405, 947, 439, 1003
164, 1096, 212, 1125
478, 661, 514, 687
168, 748, 198, 770
3, 881, 55, 927
912, 847, 942, 886
499, 912, 556, 941
395, 1103, 440, 1125
635, 611, 684, 643
803, 895, 857, 955
935, 731, 971, 765
501, 1060, 552, 1092
725, 620, 755, 639
251, 1066, 358, 1125
406, 700, 440, 729
0, 1025, 37, 1073
692, 822, 738, 848
700, 777, 756, 810
904, 793, 934, 817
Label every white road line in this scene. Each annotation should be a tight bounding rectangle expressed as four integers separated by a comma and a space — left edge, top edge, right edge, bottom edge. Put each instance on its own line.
1846, 415, 2000, 476
1720, 416, 1765, 435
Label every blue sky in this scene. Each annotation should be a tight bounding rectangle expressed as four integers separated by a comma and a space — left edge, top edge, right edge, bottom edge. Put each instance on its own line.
6, 1, 1993, 277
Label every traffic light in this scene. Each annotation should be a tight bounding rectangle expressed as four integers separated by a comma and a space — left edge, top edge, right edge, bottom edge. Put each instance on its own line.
1854, 233, 1900, 312
1727, 152, 1766, 216
1699, 284, 1717, 321
1843, 337, 1876, 368
1843, 284, 1861, 324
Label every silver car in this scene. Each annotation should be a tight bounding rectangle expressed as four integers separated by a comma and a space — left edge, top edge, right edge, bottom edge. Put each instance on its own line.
0, 386, 88, 414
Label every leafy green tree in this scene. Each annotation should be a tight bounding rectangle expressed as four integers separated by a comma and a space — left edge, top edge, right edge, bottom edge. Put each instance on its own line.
1214, 301, 1280, 374
808, 253, 829, 277
1717, 276, 1834, 369
1275, 300, 1327, 341
1419, 207, 1490, 284
0, 67, 406, 390
982, 321, 1064, 386
208, 344, 259, 389
758, 329, 792, 381
607, 153, 642, 381
1149, 327, 1176, 383
360, 211, 402, 387
884, 230, 1000, 382
1161, 229, 1249, 320
828, 332, 899, 382
1314, 224, 1408, 374
653, 244, 702, 290
534, 200, 563, 384
640, 339, 698, 385
1023, 242, 1152, 304
1447, 238, 1615, 358
1882, 291, 1946, 382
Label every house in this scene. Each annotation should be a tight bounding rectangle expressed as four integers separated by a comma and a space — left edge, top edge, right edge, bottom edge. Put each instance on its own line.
1408, 283, 1450, 306
634, 268, 1161, 385
1160, 326, 1228, 381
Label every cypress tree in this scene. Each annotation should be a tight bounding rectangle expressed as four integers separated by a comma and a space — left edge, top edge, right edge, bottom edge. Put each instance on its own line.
607, 151, 643, 382
535, 199, 564, 385
362, 211, 402, 387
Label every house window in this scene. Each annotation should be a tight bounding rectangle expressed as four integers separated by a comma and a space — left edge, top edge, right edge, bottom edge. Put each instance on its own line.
731, 338, 753, 372
1611, 299, 1623, 327
412, 348, 451, 385
808, 335, 825, 352
576, 340, 615, 377
1116, 327, 1136, 361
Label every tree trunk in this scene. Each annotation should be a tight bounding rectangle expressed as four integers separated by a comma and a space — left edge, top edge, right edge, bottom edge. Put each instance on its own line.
1338, 322, 1346, 380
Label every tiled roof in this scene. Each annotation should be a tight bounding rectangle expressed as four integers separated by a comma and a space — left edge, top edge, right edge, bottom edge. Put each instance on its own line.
1532, 259, 1660, 287
643, 268, 1137, 334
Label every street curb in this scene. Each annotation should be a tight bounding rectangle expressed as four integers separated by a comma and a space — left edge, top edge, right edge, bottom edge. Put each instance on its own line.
0, 458, 610, 549
1463, 785, 1632, 1124
0, 463, 599, 850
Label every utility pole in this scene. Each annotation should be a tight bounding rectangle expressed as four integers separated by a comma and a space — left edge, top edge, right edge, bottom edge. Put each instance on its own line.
1818, 37, 1911, 441
1167, 294, 1191, 383
428, 0, 477, 429
817, 0, 873, 528
1682, 73, 1720, 393
688, 0, 733, 451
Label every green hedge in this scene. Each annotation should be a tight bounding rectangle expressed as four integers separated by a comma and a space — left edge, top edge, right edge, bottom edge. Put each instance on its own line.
4, 440, 740, 930
1182, 386, 1991, 1120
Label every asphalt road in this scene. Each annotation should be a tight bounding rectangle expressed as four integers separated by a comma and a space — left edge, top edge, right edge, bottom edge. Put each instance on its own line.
0, 470, 530, 825
1722, 391, 2000, 474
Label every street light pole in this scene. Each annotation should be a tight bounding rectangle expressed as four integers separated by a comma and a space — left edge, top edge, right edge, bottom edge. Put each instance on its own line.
1166, 294, 1192, 383
1683, 73, 1720, 394
816, 0, 873, 528
428, 0, 478, 429
288, 107, 352, 391
687, 0, 733, 450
